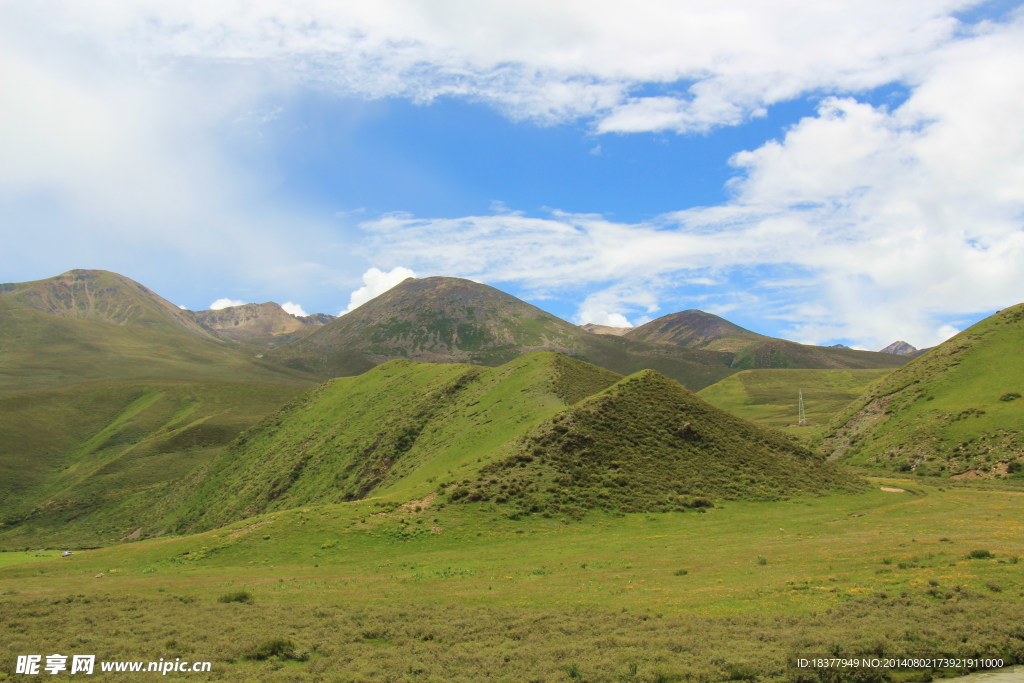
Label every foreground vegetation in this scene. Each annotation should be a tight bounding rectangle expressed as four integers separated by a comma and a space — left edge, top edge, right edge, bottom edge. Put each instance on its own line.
2, 480, 1022, 681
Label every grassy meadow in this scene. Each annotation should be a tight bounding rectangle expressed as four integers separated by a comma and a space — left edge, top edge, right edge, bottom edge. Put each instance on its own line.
698, 369, 893, 441
2, 479, 1022, 681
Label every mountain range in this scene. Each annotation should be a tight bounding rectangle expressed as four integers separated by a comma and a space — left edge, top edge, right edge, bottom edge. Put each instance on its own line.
1, 269, 903, 391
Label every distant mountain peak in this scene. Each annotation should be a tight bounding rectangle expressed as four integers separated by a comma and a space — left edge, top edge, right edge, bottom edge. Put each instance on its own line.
879, 340, 918, 356
2, 268, 210, 336
192, 301, 332, 346
626, 309, 763, 350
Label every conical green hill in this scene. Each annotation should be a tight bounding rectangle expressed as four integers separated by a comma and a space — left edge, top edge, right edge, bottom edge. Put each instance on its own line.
170, 352, 622, 532
451, 369, 863, 518
819, 303, 1024, 478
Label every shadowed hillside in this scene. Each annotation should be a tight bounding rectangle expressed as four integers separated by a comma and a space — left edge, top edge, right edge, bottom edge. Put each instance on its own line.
0, 380, 308, 549
451, 369, 863, 518
0, 270, 317, 548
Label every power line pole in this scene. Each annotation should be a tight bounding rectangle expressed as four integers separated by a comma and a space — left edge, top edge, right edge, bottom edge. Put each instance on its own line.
797, 390, 806, 426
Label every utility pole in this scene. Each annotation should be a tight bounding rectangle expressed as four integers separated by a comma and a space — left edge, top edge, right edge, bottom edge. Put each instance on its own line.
797, 390, 806, 426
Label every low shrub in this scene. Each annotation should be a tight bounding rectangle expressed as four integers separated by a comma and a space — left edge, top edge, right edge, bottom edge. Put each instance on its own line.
217, 590, 252, 604
242, 638, 305, 661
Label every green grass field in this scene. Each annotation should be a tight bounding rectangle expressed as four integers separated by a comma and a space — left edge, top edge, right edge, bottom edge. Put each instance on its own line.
2, 479, 1022, 681
698, 369, 893, 440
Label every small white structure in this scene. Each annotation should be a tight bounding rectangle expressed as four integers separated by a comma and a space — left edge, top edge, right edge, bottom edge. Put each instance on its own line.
61, 551, 73, 557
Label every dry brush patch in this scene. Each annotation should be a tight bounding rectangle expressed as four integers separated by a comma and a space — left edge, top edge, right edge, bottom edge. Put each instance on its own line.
1, 591, 1023, 681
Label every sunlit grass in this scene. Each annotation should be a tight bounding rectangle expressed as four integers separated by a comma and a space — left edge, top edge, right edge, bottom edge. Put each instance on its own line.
2, 479, 1021, 680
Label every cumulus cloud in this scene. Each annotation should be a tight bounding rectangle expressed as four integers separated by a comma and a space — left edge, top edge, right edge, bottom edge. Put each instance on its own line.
281, 301, 308, 317
342, 266, 417, 314
209, 298, 246, 310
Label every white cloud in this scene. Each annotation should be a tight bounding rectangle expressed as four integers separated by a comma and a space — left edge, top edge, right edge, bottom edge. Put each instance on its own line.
281, 301, 308, 317
342, 266, 417, 314
209, 298, 246, 310
0, 1, 982, 134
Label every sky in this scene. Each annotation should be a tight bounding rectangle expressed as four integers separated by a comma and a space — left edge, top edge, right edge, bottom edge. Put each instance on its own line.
2, 1, 1023, 350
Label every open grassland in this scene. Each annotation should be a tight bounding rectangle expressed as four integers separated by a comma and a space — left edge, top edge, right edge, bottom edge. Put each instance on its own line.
698, 369, 893, 441
2, 481, 1022, 681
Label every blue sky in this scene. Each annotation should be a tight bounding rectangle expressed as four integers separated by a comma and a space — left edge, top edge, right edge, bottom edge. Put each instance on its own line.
2, 1, 1023, 349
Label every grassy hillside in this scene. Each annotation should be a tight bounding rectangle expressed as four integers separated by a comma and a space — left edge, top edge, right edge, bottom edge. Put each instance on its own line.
1, 480, 1021, 680
172, 355, 862, 537
819, 303, 1024, 478
697, 368, 893, 439
0, 380, 307, 549
0, 270, 315, 393
170, 353, 623, 532
453, 369, 863, 519
0, 270, 319, 548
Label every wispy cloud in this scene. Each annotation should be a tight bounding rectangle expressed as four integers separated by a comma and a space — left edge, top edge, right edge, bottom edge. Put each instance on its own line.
1, 1, 980, 134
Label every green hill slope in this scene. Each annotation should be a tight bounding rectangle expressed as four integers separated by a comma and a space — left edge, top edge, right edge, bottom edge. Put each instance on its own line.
171, 353, 622, 532
269, 276, 738, 390
697, 368, 893, 438
0, 270, 315, 392
0, 380, 307, 549
0, 270, 318, 548
173, 353, 858, 534
819, 303, 1024, 478
451, 369, 863, 518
